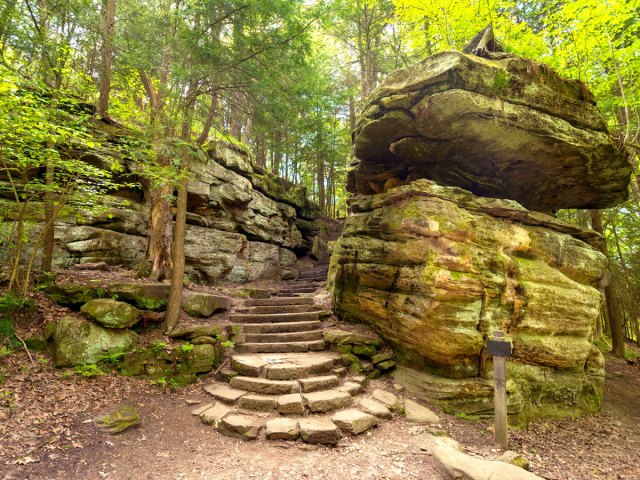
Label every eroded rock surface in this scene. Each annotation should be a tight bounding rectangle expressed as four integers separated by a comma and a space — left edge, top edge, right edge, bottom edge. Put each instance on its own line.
348, 50, 630, 211
329, 180, 607, 421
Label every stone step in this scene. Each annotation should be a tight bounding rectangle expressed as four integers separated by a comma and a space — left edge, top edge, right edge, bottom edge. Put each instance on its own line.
244, 297, 315, 307
242, 330, 324, 344
332, 408, 378, 435
230, 312, 319, 323
302, 389, 353, 413
239, 304, 312, 314
282, 282, 320, 289
217, 414, 263, 440
231, 353, 339, 379
298, 375, 340, 393
299, 417, 342, 445
234, 320, 322, 334
203, 384, 247, 404
230, 376, 300, 395
237, 393, 277, 412
278, 287, 317, 294
235, 339, 327, 354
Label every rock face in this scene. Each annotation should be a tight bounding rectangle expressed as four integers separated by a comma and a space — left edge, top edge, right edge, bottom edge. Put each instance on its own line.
348, 50, 630, 212
3, 139, 324, 283
330, 180, 608, 421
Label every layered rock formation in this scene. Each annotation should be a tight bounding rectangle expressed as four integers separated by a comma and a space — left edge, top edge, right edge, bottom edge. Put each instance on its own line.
0, 138, 322, 283
332, 50, 630, 422
348, 50, 630, 212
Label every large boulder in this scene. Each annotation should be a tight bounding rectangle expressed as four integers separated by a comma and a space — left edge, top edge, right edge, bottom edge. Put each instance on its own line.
329, 180, 607, 421
53, 316, 138, 367
349, 50, 630, 212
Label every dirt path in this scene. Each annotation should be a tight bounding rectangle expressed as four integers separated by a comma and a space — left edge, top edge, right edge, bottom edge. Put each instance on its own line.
2, 353, 640, 480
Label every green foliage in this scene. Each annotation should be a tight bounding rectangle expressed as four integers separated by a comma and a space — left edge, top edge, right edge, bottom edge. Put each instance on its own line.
98, 350, 127, 366
150, 377, 179, 390
132, 261, 151, 279
73, 363, 106, 377
150, 340, 169, 354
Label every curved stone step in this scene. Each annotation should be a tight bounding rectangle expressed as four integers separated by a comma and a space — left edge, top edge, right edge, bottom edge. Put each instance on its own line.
237, 393, 277, 412
302, 389, 352, 413
203, 384, 248, 404
298, 375, 340, 393
218, 414, 263, 440
234, 320, 322, 334
244, 297, 314, 307
277, 287, 317, 295
231, 352, 339, 379
230, 312, 319, 323
235, 339, 326, 353
240, 304, 312, 314
230, 376, 300, 395
242, 330, 323, 344
299, 417, 342, 445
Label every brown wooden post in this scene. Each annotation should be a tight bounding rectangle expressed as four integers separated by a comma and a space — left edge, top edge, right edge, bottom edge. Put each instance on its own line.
487, 330, 512, 450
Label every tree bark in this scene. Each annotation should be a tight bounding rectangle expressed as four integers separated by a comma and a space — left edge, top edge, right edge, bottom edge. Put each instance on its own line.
590, 210, 625, 357
96, 0, 116, 117
163, 173, 188, 333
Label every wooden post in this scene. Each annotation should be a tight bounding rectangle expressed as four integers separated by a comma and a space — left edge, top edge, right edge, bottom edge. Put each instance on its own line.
487, 330, 512, 450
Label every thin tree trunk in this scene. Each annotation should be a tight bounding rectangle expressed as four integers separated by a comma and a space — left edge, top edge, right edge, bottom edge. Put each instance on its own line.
197, 92, 218, 145
591, 210, 625, 357
41, 159, 54, 272
163, 174, 188, 333
96, 0, 116, 117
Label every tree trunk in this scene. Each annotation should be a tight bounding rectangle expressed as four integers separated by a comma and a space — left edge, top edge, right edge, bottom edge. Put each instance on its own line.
96, 0, 116, 117
41, 159, 55, 272
197, 92, 219, 145
272, 130, 282, 175
147, 181, 173, 281
163, 174, 188, 333
590, 210, 625, 357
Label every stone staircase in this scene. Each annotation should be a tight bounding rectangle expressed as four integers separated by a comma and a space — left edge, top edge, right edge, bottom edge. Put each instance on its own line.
192, 262, 403, 444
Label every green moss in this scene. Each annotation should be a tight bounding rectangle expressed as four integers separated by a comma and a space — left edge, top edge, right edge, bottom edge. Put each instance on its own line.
493, 70, 511, 96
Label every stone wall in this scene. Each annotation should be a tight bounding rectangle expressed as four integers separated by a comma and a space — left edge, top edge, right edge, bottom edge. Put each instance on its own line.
0, 139, 322, 284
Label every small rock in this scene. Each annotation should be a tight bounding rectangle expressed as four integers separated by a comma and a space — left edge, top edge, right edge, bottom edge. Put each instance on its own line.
371, 351, 395, 365
182, 291, 230, 317
332, 409, 377, 435
350, 375, 367, 386
95, 405, 140, 434
376, 360, 396, 371
404, 399, 440, 424
265, 418, 299, 440
366, 369, 383, 380
357, 398, 393, 420
498, 451, 531, 471
393, 383, 404, 392
190, 336, 217, 345
359, 361, 374, 372
372, 389, 399, 410
185, 399, 201, 406
353, 345, 377, 357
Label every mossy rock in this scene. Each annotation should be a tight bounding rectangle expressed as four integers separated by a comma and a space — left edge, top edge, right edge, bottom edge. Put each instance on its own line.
53, 316, 138, 367
25, 336, 48, 352
169, 325, 223, 340
323, 329, 382, 347
44, 321, 58, 341
44, 284, 103, 306
181, 291, 230, 317
353, 345, 378, 357
108, 283, 170, 311
81, 299, 140, 329
96, 405, 141, 434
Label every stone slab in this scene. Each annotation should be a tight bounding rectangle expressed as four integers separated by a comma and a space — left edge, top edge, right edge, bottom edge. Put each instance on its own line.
203, 384, 247, 403
277, 393, 306, 415
230, 376, 299, 395
357, 398, 393, 420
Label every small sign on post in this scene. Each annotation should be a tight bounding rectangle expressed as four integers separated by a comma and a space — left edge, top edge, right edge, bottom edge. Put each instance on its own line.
487, 330, 512, 450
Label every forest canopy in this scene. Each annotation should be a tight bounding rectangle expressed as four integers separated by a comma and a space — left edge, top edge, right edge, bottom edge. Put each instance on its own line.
0, 0, 639, 343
